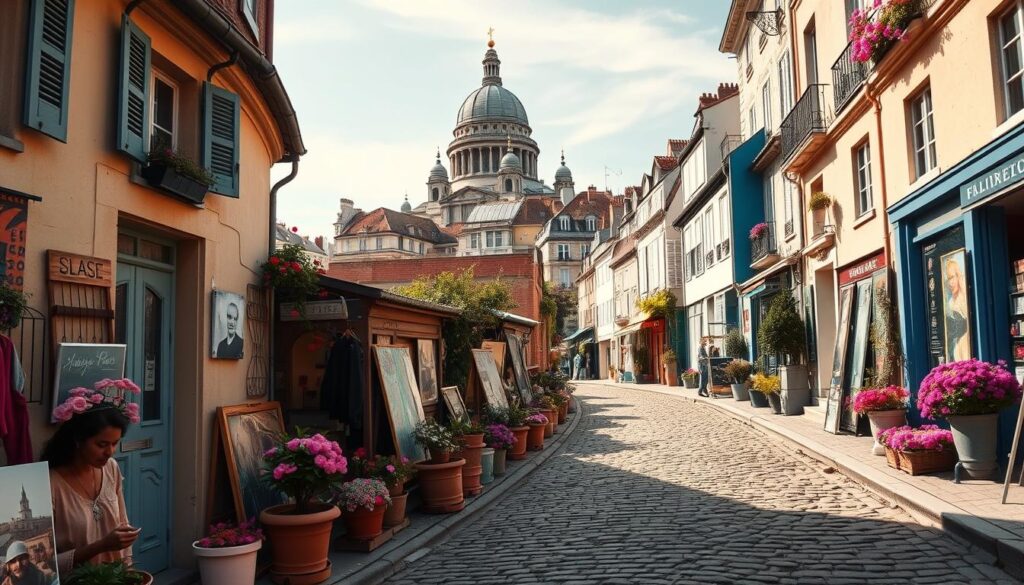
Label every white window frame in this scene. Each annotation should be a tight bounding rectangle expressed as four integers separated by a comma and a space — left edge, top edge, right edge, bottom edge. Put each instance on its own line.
909, 87, 937, 179
559, 268, 572, 289
999, 2, 1024, 120
779, 52, 793, 117
581, 243, 590, 258
559, 216, 571, 231
149, 72, 178, 151
762, 81, 773, 133
783, 180, 794, 236
703, 208, 714, 268
240, 0, 259, 39
375, 236, 382, 250
718, 193, 731, 258
557, 243, 570, 261
855, 141, 874, 216
585, 216, 596, 231
749, 106, 758, 136
470, 233, 480, 249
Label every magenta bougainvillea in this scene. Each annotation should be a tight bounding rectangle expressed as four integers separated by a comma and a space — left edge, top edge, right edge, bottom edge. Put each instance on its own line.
848, 0, 921, 64
852, 385, 908, 414
879, 425, 954, 452
749, 222, 769, 241
196, 519, 263, 549
917, 359, 1022, 420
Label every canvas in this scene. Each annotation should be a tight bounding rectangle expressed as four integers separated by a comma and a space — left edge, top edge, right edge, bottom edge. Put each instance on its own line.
218, 402, 287, 522
210, 290, 245, 359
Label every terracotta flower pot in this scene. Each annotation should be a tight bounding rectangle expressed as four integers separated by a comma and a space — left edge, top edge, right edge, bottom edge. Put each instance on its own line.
383, 492, 408, 527
460, 433, 486, 497
492, 448, 507, 475
527, 423, 546, 451
558, 402, 568, 423
388, 481, 404, 497
193, 539, 261, 585
260, 502, 340, 584
342, 505, 386, 541
428, 447, 451, 463
508, 426, 529, 460
543, 409, 556, 437
414, 458, 466, 514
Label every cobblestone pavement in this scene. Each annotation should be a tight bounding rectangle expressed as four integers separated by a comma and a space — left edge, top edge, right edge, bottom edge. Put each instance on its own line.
384, 384, 1018, 584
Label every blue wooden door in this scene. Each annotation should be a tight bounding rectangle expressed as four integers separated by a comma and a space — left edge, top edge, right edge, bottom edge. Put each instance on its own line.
114, 261, 173, 573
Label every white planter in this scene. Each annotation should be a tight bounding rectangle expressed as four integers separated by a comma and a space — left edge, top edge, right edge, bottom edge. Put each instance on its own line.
193, 539, 261, 585
866, 410, 907, 456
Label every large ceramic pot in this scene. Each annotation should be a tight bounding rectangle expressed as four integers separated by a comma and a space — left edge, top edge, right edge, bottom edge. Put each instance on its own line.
866, 410, 908, 456
260, 502, 340, 584
459, 433, 486, 497
493, 448, 507, 475
730, 383, 749, 401
664, 363, 679, 387
383, 492, 408, 527
766, 393, 783, 414
342, 505, 386, 541
508, 426, 529, 460
527, 423, 546, 451
749, 390, 769, 408
414, 458, 466, 513
948, 413, 1000, 480
558, 402, 568, 424
193, 539, 261, 585
428, 447, 451, 463
480, 448, 495, 485
544, 409, 557, 437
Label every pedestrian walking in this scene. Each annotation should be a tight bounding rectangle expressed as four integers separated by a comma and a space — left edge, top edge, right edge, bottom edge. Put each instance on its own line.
573, 352, 583, 380
698, 337, 710, 397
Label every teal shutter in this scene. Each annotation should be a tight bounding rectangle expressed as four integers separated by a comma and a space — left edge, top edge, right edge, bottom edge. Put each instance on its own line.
23, 0, 75, 142
202, 82, 240, 197
117, 15, 151, 162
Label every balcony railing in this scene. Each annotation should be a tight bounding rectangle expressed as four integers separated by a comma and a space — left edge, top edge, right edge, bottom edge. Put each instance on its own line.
780, 84, 828, 163
831, 41, 868, 114
751, 224, 778, 265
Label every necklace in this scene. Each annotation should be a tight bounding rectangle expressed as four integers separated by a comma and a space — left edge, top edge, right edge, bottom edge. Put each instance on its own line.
68, 468, 102, 522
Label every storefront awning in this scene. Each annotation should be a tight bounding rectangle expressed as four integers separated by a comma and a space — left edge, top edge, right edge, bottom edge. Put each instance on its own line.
615, 322, 644, 336
563, 327, 594, 343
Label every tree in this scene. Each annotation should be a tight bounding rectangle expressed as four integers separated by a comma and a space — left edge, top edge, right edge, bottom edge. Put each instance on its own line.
393, 267, 516, 390
757, 293, 806, 364
541, 282, 576, 344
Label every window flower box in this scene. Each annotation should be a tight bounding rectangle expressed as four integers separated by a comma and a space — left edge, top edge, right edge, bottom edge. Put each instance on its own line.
142, 162, 209, 204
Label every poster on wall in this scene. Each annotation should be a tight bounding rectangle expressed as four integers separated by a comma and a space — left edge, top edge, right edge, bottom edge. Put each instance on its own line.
824, 287, 854, 434
0, 193, 28, 291
923, 226, 970, 368
210, 290, 245, 359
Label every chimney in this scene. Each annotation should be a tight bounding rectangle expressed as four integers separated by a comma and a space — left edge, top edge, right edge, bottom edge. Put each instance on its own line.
315, 236, 324, 249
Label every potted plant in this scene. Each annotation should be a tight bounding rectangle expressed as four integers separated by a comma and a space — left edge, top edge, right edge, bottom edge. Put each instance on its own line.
749, 222, 769, 241
849, 0, 925, 65
448, 418, 486, 497
484, 423, 515, 476
722, 359, 753, 401
334, 478, 391, 541
752, 373, 782, 414
917, 359, 1022, 481
723, 327, 748, 359
532, 395, 558, 438
66, 560, 153, 585
260, 431, 347, 584
192, 519, 263, 585
808, 192, 832, 237
141, 148, 214, 204
884, 425, 957, 476
413, 419, 465, 513
681, 368, 699, 389
505, 403, 531, 461
757, 294, 808, 416
748, 372, 770, 408
662, 348, 679, 387
525, 412, 548, 451
878, 426, 905, 470
852, 385, 909, 456
261, 243, 328, 317
0, 284, 28, 331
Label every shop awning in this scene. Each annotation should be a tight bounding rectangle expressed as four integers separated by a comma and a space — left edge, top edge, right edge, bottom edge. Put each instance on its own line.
615, 322, 644, 336
563, 327, 594, 343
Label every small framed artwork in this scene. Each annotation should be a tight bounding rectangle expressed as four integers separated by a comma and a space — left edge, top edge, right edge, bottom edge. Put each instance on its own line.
441, 385, 468, 423
211, 290, 245, 359
0, 463, 60, 581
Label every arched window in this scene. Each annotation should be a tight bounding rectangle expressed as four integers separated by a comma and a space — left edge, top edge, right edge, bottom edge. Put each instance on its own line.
432, 187, 439, 201
505, 179, 513, 192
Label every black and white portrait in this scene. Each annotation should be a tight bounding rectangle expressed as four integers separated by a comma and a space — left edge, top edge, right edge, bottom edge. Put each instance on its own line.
211, 290, 245, 359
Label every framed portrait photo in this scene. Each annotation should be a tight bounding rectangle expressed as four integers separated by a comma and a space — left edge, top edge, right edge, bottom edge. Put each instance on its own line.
211, 290, 245, 359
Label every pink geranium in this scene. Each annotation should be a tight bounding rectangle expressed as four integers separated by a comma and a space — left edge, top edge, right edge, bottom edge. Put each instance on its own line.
917, 359, 1022, 420
852, 385, 908, 414
264, 431, 348, 514
196, 519, 263, 549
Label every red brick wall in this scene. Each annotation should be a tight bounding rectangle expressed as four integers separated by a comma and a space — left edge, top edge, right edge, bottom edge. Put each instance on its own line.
328, 254, 550, 368
205, 0, 271, 57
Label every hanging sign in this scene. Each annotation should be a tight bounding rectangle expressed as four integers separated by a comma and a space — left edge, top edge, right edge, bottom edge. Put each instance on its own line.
48, 250, 112, 287
280, 300, 348, 321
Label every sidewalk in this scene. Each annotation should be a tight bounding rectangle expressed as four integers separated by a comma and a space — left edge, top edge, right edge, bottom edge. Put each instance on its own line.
585, 378, 1024, 580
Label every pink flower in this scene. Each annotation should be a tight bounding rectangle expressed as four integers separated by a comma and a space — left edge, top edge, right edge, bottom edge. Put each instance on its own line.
88, 393, 104, 404
386, 464, 396, 473
264, 447, 278, 457
70, 396, 90, 413
286, 438, 301, 451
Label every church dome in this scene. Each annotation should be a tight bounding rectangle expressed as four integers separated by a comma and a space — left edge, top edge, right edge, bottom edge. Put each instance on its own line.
500, 150, 522, 171
555, 151, 572, 182
457, 85, 529, 126
400, 194, 412, 212
429, 151, 448, 180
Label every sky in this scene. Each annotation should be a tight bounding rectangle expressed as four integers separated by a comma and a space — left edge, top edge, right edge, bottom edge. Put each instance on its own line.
271, 1, 735, 244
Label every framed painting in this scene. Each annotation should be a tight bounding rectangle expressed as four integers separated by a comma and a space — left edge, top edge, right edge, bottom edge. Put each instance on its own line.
373, 345, 428, 463
417, 339, 439, 406
211, 290, 245, 359
51, 343, 127, 423
0, 462, 60, 581
217, 401, 287, 523
505, 334, 532, 406
441, 385, 468, 423
471, 348, 508, 410
481, 341, 506, 377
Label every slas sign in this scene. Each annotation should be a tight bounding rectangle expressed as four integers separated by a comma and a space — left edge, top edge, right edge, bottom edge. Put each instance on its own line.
48, 250, 112, 287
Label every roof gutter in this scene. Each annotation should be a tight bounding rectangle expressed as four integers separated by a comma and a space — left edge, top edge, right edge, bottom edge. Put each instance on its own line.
175, 0, 306, 160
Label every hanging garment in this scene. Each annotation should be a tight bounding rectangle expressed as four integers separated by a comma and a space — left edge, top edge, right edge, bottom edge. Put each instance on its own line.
319, 335, 366, 433
0, 334, 32, 464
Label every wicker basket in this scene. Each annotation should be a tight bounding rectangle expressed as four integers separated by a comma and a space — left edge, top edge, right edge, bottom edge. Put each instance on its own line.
884, 446, 901, 470
897, 449, 956, 476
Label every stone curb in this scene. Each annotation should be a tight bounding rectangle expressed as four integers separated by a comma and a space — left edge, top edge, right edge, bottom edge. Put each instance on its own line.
337, 400, 584, 585
584, 380, 1024, 580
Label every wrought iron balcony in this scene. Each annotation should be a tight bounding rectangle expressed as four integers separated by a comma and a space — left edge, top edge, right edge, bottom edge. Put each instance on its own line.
750, 224, 779, 269
780, 84, 828, 166
831, 42, 868, 114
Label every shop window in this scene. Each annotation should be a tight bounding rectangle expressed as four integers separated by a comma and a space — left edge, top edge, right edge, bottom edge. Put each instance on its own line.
908, 87, 937, 179
999, 2, 1024, 120
854, 141, 873, 216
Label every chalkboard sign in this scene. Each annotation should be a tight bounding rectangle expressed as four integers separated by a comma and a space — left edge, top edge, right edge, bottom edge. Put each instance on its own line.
373, 346, 428, 463
52, 343, 127, 422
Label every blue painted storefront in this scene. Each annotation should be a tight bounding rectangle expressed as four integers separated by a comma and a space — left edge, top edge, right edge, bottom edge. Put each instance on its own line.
888, 120, 1024, 460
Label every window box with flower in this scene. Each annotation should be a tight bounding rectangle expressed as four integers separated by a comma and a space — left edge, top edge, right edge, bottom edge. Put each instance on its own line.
262, 242, 328, 319
141, 148, 215, 204
191, 519, 263, 585
848, 0, 925, 66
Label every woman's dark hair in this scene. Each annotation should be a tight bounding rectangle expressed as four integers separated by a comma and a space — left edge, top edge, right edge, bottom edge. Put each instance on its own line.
41, 408, 131, 468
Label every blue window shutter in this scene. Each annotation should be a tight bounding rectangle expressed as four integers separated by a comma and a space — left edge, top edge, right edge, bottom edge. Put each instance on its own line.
23, 0, 75, 142
117, 15, 151, 162
202, 82, 240, 197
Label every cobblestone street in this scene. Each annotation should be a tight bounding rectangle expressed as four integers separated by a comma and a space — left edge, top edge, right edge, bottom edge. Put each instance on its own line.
385, 384, 1018, 584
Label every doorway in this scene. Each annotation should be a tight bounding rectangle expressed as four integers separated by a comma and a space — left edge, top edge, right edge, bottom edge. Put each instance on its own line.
114, 233, 175, 573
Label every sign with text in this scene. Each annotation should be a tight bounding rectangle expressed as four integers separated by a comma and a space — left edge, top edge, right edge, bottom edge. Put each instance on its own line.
51, 343, 127, 422
960, 153, 1024, 208
280, 300, 349, 321
837, 251, 886, 287
48, 249, 113, 287
0, 194, 28, 290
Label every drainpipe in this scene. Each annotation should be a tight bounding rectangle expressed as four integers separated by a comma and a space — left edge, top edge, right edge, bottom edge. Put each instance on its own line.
267, 157, 300, 399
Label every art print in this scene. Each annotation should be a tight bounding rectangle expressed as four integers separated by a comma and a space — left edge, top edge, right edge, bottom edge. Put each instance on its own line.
211, 290, 245, 359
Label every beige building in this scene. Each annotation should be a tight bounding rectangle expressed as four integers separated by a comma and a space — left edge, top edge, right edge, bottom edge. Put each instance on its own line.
332, 205, 458, 262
